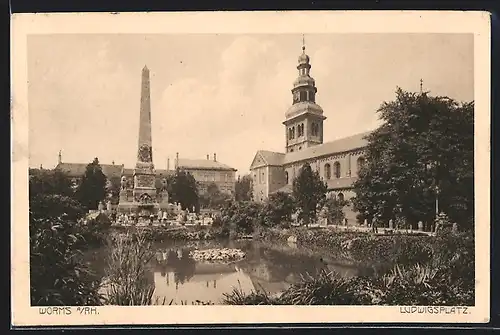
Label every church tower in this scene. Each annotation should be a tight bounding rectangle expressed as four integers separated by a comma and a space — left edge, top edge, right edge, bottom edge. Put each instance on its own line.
283, 39, 326, 153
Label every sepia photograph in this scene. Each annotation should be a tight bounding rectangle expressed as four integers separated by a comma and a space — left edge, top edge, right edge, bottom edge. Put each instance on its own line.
11, 11, 490, 326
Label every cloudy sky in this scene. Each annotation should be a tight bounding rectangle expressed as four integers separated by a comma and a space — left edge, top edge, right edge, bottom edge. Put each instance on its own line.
28, 33, 474, 175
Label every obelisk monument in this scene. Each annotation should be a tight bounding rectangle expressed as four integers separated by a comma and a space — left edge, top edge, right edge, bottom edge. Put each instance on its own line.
132, 65, 157, 207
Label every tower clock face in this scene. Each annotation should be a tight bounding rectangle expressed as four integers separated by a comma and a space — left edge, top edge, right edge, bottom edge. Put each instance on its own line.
138, 144, 152, 162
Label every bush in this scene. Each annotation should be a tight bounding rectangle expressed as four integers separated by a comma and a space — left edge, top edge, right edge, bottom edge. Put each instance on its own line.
224, 260, 474, 306
102, 232, 155, 305
29, 194, 102, 306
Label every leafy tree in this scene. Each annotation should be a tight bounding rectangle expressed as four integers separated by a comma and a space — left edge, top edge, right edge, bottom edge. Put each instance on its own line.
200, 183, 231, 209
106, 176, 122, 205
292, 163, 327, 226
235, 174, 253, 202
167, 168, 199, 211
29, 194, 102, 305
29, 169, 74, 198
324, 197, 347, 225
76, 158, 107, 210
219, 201, 265, 235
352, 88, 474, 229
261, 192, 296, 226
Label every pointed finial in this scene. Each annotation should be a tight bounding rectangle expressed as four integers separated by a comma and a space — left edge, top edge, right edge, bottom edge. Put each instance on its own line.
420, 78, 423, 93
302, 34, 306, 52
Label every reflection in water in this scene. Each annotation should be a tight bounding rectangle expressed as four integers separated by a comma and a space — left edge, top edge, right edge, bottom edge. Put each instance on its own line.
88, 240, 366, 305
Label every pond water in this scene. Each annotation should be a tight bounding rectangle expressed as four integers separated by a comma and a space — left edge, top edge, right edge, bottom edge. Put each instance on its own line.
86, 239, 373, 305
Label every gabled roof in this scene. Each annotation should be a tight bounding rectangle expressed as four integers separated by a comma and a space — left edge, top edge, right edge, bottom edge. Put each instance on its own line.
100, 164, 123, 178
283, 131, 371, 165
177, 158, 237, 171
250, 150, 285, 169
56, 163, 125, 178
55, 163, 90, 177
55, 162, 174, 178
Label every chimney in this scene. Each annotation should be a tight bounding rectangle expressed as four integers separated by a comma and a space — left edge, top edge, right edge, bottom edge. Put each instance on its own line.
167, 158, 170, 171
112, 160, 115, 165
213, 153, 217, 162
175, 152, 179, 169
207, 154, 209, 160
58, 150, 62, 164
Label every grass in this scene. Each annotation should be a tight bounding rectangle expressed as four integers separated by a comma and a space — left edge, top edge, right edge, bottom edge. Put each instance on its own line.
102, 231, 156, 305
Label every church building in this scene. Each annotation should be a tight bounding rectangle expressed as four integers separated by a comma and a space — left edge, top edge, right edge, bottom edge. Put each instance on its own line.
249, 43, 371, 219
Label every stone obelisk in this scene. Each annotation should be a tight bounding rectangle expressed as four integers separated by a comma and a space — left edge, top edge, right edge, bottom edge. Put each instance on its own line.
132, 65, 157, 206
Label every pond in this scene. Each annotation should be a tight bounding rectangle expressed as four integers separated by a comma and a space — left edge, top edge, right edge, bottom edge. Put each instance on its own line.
85, 239, 374, 305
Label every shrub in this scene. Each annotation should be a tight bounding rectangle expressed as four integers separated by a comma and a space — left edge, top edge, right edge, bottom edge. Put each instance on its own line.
102, 231, 155, 305
279, 270, 370, 305
29, 194, 102, 306
376, 262, 474, 306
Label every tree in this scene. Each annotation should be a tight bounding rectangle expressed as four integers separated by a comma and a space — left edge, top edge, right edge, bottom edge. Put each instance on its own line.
167, 168, 199, 211
324, 197, 347, 225
261, 192, 296, 226
29, 169, 74, 199
76, 158, 107, 210
292, 163, 327, 226
219, 200, 265, 235
352, 88, 474, 229
235, 174, 253, 202
29, 194, 102, 305
107, 176, 122, 205
200, 183, 231, 209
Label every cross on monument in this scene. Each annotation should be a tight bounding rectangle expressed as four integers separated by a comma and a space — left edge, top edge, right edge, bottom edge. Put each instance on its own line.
302, 34, 305, 51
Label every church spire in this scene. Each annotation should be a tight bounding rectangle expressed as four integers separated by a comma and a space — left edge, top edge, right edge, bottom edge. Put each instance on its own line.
284, 40, 326, 153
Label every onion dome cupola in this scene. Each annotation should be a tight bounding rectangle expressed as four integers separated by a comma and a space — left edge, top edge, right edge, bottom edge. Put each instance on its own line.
283, 38, 327, 153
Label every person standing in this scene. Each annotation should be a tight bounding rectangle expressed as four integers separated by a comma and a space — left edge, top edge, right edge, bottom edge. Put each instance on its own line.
372, 214, 379, 234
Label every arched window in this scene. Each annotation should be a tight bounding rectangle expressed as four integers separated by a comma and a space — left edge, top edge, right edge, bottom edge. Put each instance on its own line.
357, 157, 366, 173
285, 171, 289, 184
311, 123, 319, 136
324, 163, 331, 179
334, 161, 341, 178
337, 192, 344, 202
292, 126, 296, 139
297, 123, 304, 137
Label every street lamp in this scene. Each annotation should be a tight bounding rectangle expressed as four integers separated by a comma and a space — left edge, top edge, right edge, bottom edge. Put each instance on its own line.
435, 184, 440, 218
425, 160, 440, 221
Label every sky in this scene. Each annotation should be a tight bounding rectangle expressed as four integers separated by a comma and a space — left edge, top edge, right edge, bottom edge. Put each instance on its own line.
27, 33, 474, 175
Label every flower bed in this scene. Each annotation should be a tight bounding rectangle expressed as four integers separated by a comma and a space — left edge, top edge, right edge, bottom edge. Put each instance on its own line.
189, 248, 246, 263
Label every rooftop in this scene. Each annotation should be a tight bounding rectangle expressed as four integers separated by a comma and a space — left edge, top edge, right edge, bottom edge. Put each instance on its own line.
55, 157, 236, 178
177, 158, 237, 171
283, 131, 371, 165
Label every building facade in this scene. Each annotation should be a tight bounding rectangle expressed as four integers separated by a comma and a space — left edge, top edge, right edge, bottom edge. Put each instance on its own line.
55, 152, 237, 197
249, 43, 371, 219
